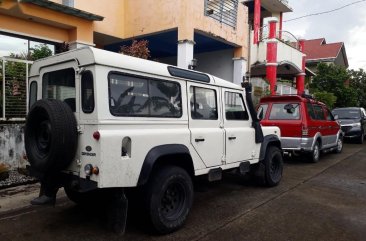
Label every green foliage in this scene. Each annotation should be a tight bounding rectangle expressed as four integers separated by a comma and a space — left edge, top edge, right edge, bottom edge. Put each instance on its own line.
30, 44, 52, 61
311, 63, 352, 107
313, 91, 337, 109
348, 68, 366, 108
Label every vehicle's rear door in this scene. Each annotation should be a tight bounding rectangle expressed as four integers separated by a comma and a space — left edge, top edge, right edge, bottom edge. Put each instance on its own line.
312, 104, 328, 146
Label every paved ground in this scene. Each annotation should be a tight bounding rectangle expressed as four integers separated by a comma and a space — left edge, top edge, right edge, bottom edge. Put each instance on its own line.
0, 143, 365, 241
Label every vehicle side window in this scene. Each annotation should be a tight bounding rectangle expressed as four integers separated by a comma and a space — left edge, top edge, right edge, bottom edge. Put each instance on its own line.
306, 103, 316, 119
81, 71, 95, 113
29, 81, 37, 108
324, 108, 334, 121
224, 92, 249, 120
313, 105, 326, 120
190, 86, 217, 120
42, 68, 75, 112
258, 104, 268, 120
108, 72, 182, 117
269, 103, 300, 120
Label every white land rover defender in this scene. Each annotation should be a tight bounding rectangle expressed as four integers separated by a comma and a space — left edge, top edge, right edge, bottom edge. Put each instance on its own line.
25, 47, 283, 234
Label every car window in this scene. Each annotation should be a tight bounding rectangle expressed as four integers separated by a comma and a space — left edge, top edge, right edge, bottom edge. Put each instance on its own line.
269, 103, 300, 120
42, 68, 76, 112
224, 92, 249, 120
324, 108, 334, 121
258, 104, 268, 119
190, 86, 218, 120
306, 103, 316, 119
81, 71, 95, 113
332, 109, 361, 119
108, 72, 182, 117
313, 105, 326, 120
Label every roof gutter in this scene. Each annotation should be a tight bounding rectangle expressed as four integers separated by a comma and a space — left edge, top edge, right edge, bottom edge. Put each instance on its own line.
19, 0, 104, 21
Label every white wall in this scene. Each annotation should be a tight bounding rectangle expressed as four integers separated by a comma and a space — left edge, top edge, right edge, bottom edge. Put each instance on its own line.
195, 49, 234, 82
0, 124, 27, 170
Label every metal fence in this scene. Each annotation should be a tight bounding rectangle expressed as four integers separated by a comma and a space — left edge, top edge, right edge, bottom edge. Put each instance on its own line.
204, 0, 239, 28
0, 57, 33, 121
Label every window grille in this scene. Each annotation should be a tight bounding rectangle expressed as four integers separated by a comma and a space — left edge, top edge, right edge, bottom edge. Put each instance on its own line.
204, 0, 239, 28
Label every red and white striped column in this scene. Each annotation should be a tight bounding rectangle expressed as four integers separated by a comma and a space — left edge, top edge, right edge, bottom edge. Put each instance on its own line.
296, 39, 306, 95
266, 18, 278, 95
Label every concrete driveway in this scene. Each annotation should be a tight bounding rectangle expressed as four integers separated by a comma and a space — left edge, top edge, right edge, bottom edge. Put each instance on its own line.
0, 143, 365, 241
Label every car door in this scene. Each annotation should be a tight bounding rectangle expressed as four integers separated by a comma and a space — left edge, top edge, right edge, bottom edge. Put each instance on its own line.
324, 107, 339, 147
188, 83, 224, 167
312, 104, 328, 146
222, 89, 256, 164
361, 108, 366, 136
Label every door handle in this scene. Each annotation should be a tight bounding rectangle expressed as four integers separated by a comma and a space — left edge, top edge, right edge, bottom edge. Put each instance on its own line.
195, 138, 205, 142
228, 136, 236, 140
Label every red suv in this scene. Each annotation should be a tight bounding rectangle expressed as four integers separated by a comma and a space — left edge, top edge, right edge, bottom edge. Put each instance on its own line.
258, 95, 343, 162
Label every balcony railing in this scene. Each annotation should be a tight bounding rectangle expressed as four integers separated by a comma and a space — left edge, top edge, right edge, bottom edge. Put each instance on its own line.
204, 0, 239, 28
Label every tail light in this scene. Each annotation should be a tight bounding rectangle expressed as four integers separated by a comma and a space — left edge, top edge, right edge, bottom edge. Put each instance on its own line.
93, 131, 100, 140
302, 125, 309, 136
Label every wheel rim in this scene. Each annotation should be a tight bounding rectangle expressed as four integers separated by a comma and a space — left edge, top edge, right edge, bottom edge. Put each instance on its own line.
313, 144, 319, 160
337, 139, 343, 151
270, 153, 282, 181
160, 182, 186, 220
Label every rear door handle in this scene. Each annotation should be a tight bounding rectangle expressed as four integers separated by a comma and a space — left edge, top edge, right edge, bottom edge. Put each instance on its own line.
228, 136, 236, 140
195, 138, 205, 142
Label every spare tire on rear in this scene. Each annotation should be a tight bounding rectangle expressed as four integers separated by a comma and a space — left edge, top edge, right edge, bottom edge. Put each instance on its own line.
25, 99, 77, 175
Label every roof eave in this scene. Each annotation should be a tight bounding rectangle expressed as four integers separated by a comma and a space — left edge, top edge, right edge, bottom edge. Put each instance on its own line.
20, 0, 104, 21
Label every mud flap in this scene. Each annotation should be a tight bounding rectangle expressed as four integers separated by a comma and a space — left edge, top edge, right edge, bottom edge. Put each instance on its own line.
107, 188, 128, 234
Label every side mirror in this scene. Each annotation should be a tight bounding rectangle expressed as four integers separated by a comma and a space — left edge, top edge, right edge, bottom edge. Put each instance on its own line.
334, 114, 339, 120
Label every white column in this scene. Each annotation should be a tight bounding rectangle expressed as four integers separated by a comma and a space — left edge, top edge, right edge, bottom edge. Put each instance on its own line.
177, 40, 195, 69
233, 57, 247, 86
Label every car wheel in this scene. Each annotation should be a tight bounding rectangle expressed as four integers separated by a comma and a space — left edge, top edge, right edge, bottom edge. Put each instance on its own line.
357, 133, 364, 144
25, 99, 77, 175
263, 146, 283, 187
145, 166, 193, 234
310, 141, 320, 163
334, 137, 343, 153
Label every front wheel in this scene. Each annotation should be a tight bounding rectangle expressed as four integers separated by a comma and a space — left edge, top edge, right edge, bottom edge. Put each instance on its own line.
334, 137, 343, 153
145, 166, 193, 234
263, 146, 283, 187
357, 132, 364, 144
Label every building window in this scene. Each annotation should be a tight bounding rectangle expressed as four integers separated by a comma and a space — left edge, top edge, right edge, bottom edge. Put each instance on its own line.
62, 0, 74, 7
204, 0, 239, 28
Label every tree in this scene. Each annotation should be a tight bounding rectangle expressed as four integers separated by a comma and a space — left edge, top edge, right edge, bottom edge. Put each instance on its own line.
348, 68, 366, 108
313, 91, 337, 109
310, 63, 351, 107
30, 44, 53, 60
120, 40, 150, 59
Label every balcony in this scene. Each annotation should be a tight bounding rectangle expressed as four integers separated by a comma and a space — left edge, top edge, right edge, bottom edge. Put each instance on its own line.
250, 30, 304, 77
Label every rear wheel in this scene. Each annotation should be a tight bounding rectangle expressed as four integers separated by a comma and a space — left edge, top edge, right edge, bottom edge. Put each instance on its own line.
263, 146, 283, 187
145, 166, 193, 234
309, 141, 320, 163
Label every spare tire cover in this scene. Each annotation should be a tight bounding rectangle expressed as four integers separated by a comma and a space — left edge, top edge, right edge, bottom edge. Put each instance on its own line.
25, 99, 78, 174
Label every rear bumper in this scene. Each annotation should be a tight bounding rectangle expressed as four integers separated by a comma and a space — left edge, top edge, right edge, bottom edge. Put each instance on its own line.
60, 172, 98, 192
281, 137, 314, 152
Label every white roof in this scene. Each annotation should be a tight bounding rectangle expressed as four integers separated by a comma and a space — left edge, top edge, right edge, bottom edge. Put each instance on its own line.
30, 47, 241, 90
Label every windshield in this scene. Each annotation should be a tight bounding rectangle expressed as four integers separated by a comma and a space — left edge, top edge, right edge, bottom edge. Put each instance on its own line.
332, 109, 360, 119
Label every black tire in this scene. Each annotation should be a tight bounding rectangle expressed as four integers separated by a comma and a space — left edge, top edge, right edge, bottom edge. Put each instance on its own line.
334, 137, 343, 153
145, 166, 193, 234
25, 99, 77, 174
263, 146, 283, 187
357, 132, 364, 144
309, 141, 320, 163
